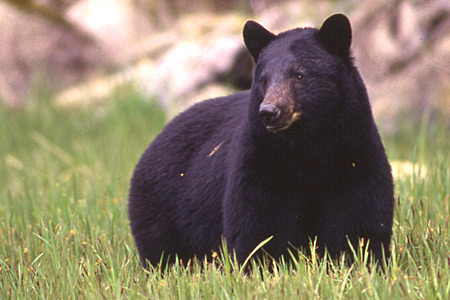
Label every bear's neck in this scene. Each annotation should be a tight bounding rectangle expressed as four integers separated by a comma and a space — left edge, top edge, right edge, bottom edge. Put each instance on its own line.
243, 98, 379, 187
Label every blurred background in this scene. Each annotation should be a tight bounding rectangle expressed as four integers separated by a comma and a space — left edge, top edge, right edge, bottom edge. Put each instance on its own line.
0, 0, 449, 134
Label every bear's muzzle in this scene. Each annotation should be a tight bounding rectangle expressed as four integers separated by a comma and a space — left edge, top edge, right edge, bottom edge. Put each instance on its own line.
259, 83, 301, 132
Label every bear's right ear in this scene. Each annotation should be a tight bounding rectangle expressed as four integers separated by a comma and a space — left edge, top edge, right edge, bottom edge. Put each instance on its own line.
243, 20, 276, 61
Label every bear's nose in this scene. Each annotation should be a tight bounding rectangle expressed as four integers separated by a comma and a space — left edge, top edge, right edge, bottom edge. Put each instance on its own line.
259, 104, 281, 125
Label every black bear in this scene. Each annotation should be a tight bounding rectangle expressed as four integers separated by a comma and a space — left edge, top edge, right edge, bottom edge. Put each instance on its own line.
129, 14, 394, 267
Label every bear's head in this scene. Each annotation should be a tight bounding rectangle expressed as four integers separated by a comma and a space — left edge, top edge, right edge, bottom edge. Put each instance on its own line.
244, 14, 356, 135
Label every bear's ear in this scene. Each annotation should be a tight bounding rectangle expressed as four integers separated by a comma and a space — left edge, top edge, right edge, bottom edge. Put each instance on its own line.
318, 14, 352, 61
243, 20, 276, 61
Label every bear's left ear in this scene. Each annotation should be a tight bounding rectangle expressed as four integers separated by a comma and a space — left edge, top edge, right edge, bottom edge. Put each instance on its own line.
318, 14, 352, 61
243, 20, 276, 61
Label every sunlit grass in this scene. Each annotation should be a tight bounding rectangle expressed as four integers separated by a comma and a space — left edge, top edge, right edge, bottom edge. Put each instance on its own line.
1, 91, 449, 299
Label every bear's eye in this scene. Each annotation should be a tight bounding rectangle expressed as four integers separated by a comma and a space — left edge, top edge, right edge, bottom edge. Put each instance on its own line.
293, 72, 304, 81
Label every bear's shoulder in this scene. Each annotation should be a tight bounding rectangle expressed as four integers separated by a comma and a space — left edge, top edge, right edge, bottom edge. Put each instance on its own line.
173, 91, 248, 124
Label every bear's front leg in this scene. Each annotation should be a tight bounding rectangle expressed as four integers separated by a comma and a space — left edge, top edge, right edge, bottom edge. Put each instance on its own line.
316, 188, 393, 264
222, 190, 277, 263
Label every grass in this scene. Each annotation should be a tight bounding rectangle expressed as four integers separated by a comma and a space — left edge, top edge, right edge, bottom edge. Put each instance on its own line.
1, 90, 449, 299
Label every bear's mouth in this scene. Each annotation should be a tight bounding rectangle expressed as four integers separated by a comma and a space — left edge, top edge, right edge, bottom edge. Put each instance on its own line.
265, 111, 302, 133
266, 123, 292, 133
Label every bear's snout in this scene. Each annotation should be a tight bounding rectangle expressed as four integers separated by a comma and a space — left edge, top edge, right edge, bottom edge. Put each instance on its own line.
258, 81, 299, 132
259, 104, 281, 128
259, 101, 300, 133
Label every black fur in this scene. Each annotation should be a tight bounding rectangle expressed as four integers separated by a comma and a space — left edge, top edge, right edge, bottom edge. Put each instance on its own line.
129, 14, 394, 267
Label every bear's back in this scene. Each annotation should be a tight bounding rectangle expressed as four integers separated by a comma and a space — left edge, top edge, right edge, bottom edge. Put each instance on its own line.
132, 90, 249, 184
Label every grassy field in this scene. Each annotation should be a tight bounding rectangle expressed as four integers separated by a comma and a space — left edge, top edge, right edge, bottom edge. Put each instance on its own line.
1, 91, 449, 299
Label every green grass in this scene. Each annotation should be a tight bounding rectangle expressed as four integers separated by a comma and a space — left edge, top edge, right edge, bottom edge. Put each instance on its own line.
1, 91, 449, 299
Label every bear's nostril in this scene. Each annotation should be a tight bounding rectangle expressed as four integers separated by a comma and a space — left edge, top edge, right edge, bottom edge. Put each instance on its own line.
259, 104, 280, 124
